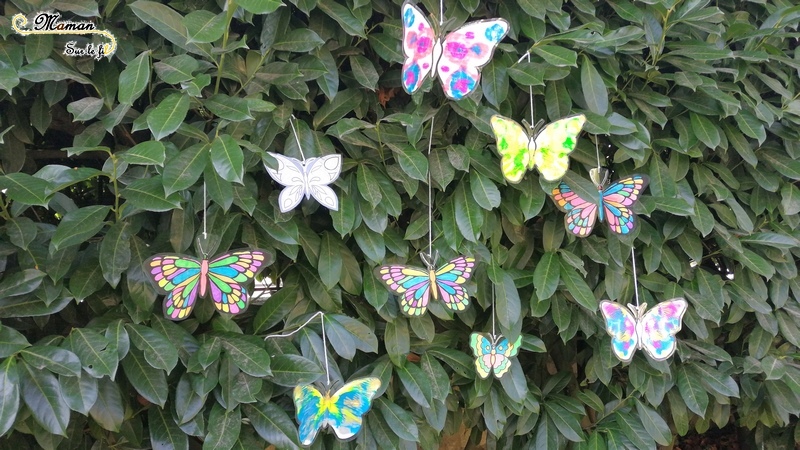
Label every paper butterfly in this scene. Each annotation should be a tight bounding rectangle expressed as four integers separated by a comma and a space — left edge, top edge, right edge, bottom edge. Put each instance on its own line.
265, 152, 342, 213
470, 332, 522, 379
294, 377, 382, 446
144, 250, 270, 321
376, 255, 475, 316
551, 172, 649, 237
599, 298, 688, 362
490, 114, 586, 183
401, 1, 509, 100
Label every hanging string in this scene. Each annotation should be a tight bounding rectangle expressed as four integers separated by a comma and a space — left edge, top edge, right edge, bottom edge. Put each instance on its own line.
427, 116, 435, 263
264, 311, 330, 386
515, 51, 536, 131
595, 139, 602, 173
491, 280, 497, 338
439, 0, 444, 25
631, 247, 641, 308
202, 180, 207, 240
289, 114, 306, 161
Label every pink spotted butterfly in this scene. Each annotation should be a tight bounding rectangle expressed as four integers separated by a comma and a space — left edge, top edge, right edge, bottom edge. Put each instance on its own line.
376, 254, 475, 316
401, 1, 509, 100
144, 250, 271, 321
600, 298, 688, 362
551, 170, 649, 237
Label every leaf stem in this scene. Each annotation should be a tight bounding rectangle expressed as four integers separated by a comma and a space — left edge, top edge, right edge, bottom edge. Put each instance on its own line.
214, 0, 237, 95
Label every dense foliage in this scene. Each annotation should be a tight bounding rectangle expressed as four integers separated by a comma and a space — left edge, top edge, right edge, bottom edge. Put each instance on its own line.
1, 0, 799, 448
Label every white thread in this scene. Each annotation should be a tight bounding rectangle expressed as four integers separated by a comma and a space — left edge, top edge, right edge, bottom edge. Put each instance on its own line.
264, 311, 330, 385
631, 248, 640, 308
289, 114, 306, 161
427, 116, 435, 262
439, 0, 444, 25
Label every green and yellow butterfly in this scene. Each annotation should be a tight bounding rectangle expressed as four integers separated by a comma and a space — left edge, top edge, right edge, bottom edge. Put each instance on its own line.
293, 377, 381, 446
490, 114, 586, 183
469, 332, 522, 379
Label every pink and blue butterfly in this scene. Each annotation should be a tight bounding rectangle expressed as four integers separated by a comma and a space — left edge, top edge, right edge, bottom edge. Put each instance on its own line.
600, 299, 688, 362
551, 173, 649, 237
401, 1, 509, 100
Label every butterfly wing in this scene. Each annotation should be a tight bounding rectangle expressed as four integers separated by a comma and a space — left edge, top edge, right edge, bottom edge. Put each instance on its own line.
265, 152, 306, 213
469, 333, 494, 379
401, 2, 437, 94
490, 335, 522, 378
490, 115, 534, 184
601, 174, 649, 235
327, 377, 382, 441
144, 254, 203, 321
206, 250, 270, 315
437, 19, 509, 100
531, 114, 586, 181
552, 181, 599, 237
305, 154, 342, 211
638, 298, 688, 361
434, 256, 475, 311
375, 264, 433, 316
294, 384, 326, 446
599, 300, 639, 362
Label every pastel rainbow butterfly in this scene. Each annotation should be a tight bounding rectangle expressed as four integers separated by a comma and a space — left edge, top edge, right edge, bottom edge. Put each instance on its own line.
144, 249, 270, 321
376, 254, 475, 316
599, 298, 688, 362
469, 332, 522, 379
293, 377, 382, 446
551, 169, 649, 237
490, 114, 587, 183
401, 1, 509, 100
265, 152, 342, 213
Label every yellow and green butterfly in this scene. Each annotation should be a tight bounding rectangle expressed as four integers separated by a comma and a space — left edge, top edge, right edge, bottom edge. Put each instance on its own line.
469, 332, 522, 379
490, 114, 586, 183
293, 377, 381, 446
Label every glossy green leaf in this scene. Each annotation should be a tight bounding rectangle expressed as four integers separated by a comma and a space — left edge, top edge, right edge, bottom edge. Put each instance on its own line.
118, 51, 151, 104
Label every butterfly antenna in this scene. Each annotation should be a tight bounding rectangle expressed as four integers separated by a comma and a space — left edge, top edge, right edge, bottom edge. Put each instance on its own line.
289, 114, 306, 161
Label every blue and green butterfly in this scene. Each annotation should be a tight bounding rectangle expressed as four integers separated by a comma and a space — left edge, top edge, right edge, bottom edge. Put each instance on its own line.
293, 377, 381, 446
469, 332, 522, 379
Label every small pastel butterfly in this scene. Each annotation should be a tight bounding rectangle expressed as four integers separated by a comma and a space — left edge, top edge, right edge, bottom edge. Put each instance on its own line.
469, 332, 522, 379
599, 298, 688, 362
490, 114, 586, 183
144, 250, 270, 321
401, 1, 509, 100
264, 152, 342, 213
294, 377, 382, 446
376, 254, 475, 316
551, 169, 649, 237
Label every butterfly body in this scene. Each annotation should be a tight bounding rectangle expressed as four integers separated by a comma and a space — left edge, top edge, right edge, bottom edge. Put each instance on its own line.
265, 152, 342, 212
145, 250, 270, 321
551, 174, 649, 237
402, 2, 508, 100
294, 377, 381, 446
491, 114, 586, 183
470, 332, 522, 379
599, 299, 688, 361
376, 255, 475, 316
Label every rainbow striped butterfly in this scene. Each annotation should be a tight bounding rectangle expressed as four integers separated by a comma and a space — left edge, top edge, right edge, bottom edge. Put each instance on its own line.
144, 250, 270, 321
551, 170, 649, 237
376, 254, 475, 316
470, 332, 522, 379
401, 1, 509, 100
599, 298, 688, 362
294, 377, 381, 446
490, 114, 586, 183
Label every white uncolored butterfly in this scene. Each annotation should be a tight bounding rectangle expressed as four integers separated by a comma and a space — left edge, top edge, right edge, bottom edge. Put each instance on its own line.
264, 152, 341, 213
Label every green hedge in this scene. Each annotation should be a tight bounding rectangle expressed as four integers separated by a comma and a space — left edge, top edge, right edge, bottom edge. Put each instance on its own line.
1, 0, 799, 448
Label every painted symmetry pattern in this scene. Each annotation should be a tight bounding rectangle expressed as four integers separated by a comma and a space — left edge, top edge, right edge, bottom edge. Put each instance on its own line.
470, 332, 523, 379
401, 1, 509, 100
293, 377, 382, 446
145, 250, 269, 320
491, 114, 586, 183
376, 256, 475, 316
265, 152, 342, 212
599, 298, 688, 362
551, 174, 649, 237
